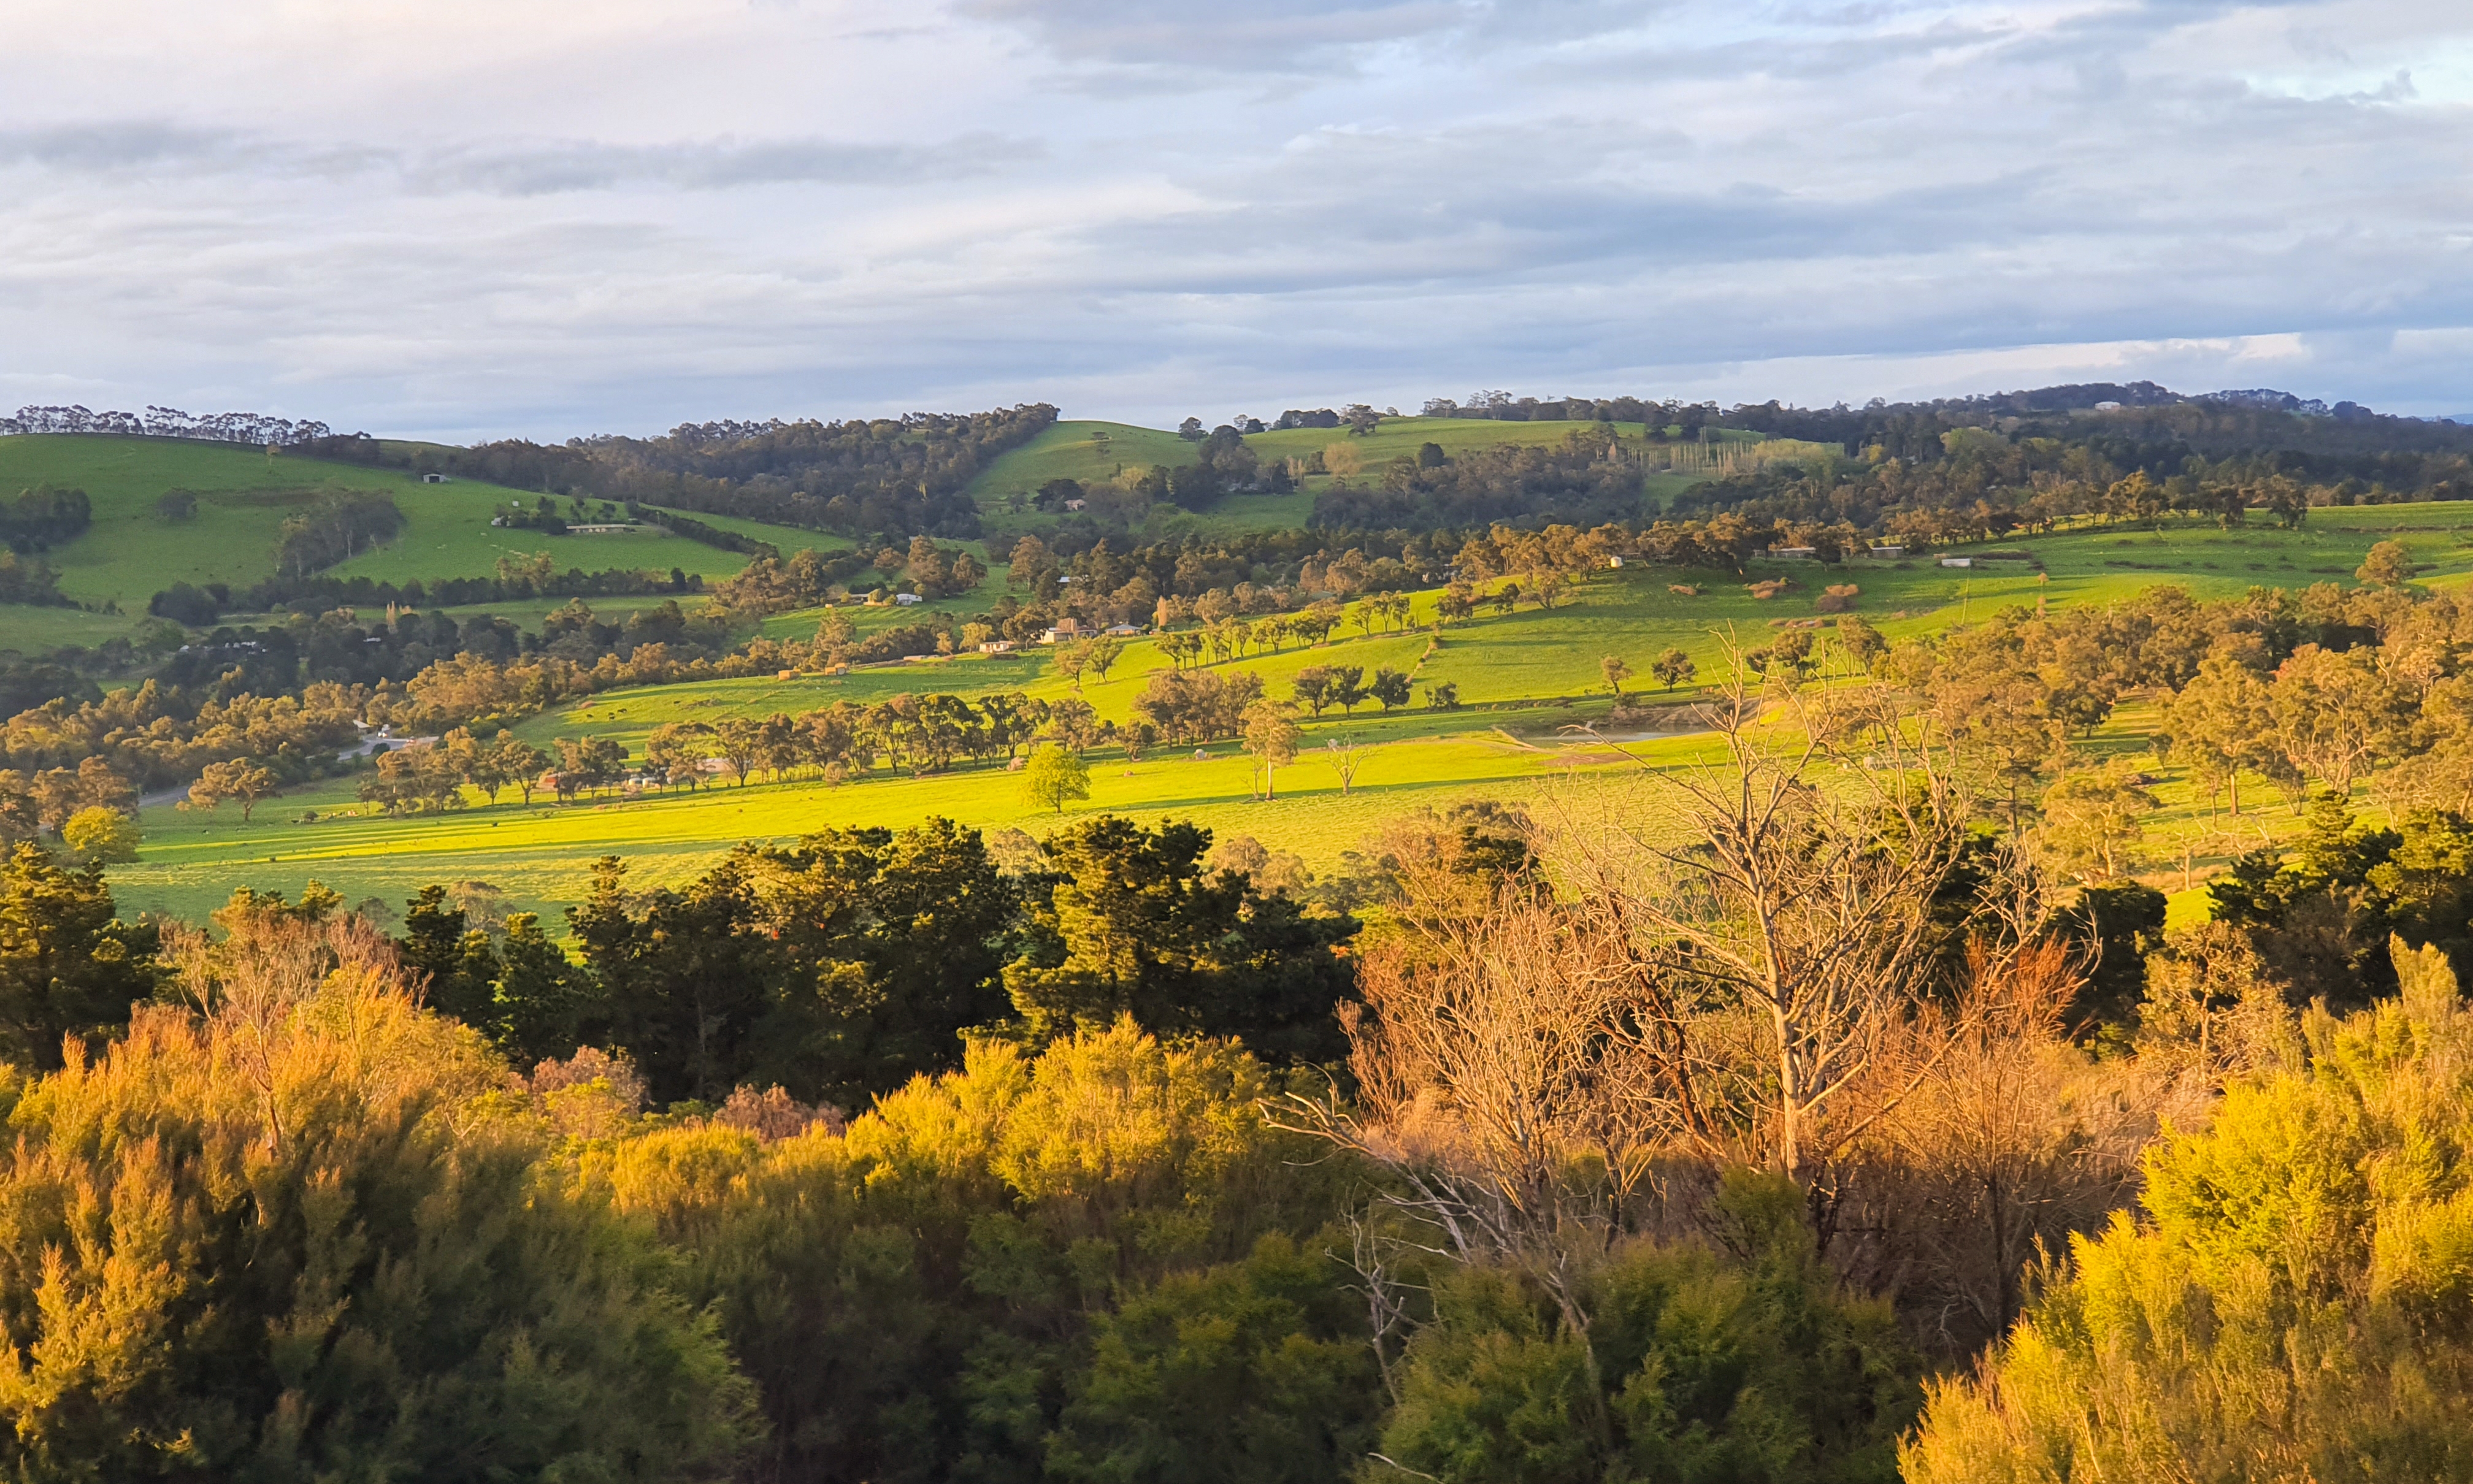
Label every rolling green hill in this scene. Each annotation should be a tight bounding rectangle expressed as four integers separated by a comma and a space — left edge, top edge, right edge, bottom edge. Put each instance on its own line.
967, 415, 1747, 541
0, 434, 831, 647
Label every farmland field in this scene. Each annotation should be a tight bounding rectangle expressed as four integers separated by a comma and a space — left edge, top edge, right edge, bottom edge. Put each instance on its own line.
98, 500, 2473, 925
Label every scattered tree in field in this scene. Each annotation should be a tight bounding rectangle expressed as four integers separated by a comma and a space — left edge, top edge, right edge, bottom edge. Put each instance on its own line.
1052, 638, 1092, 691
1084, 633, 1124, 684
2164, 651, 2287, 816
490, 735, 551, 803
1370, 665, 1413, 711
2033, 757, 2160, 883
1600, 654, 1633, 695
1651, 647, 1696, 691
2357, 537, 2417, 588
1834, 616, 1885, 670
1292, 665, 1336, 717
1425, 681, 1460, 709
1322, 737, 1375, 795
1241, 700, 1300, 800
1330, 665, 1368, 716
184, 756, 278, 822
1022, 743, 1091, 814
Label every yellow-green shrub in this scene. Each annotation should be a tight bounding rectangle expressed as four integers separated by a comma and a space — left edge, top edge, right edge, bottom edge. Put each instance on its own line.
1904, 938, 2473, 1482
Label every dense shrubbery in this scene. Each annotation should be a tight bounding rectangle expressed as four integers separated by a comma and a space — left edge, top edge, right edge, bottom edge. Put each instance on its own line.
1906, 941, 2473, 1482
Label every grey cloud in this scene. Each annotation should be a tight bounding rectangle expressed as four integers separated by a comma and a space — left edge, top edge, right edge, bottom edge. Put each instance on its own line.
0, 121, 258, 172
0, 123, 1040, 195
959, 0, 1469, 67
957, 0, 1674, 75
9, 0, 2473, 437
404, 134, 1044, 196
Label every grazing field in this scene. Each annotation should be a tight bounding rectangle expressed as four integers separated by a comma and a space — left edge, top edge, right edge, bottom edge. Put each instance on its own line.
967, 416, 1739, 540
0, 434, 822, 649
109, 717, 1711, 925
102, 501, 2473, 925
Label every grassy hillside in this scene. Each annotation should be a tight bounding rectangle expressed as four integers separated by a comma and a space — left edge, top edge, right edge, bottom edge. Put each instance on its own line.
98, 501, 2473, 924
0, 435, 827, 646
967, 416, 1739, 541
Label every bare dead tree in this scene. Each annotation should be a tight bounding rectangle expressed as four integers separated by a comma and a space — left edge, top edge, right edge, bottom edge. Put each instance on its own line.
1839, 937, 2168, 1352
1549, 655, 2041, 1230
1284, 896, 1679, 1444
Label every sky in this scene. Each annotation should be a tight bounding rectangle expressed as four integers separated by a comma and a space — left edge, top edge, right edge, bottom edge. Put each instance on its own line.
1, 0, 2471, 440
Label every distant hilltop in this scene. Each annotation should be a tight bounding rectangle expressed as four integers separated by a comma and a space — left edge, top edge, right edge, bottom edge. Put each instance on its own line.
0, 380, 2458, 451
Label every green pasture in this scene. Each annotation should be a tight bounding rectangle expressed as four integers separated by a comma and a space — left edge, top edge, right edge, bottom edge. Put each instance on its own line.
0, 606, 147, 654
968, 416, 1709, 540
1969, 505, 2473, 592
105, 722, 1722, 925
0, 435, 829, 648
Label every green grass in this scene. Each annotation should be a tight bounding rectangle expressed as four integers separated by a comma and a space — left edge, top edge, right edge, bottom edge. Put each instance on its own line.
108, 721, 1708, 925
0, 435, 729, 602
0, 435, 833, 649
968, 416, 1729, 542
0, 606, 150, 654
78, 448, 2473, 927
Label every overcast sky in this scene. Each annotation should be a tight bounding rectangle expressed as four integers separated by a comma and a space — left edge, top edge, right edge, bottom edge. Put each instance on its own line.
1, 0, 2469, 440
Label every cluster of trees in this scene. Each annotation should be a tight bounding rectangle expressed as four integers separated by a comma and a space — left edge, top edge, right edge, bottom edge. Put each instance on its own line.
1313, 426, 1652, 530
0, 401, 335, 443
1129, 667, 1263, 746
269, 486, 404, 578
0, 483, 90, 553
717, 541, 954, 618
0, 680, 361, 790
0, 755, 139, 863
354, 684, 1140, 816
307, 403, 1059, 544
385, 814, 1357, 1103
1290, 662, 1414, 716
0, 549, 66, 605
1421, 391, 1719, 429
150, 551, 708, 626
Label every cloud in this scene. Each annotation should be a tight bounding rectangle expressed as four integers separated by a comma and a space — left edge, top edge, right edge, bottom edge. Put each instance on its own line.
3, 0, 2473, 437
0, 123, 1041, 196
0, 122, 259, 172
955, 0, 1476, 71
404, 134, 1045, 196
